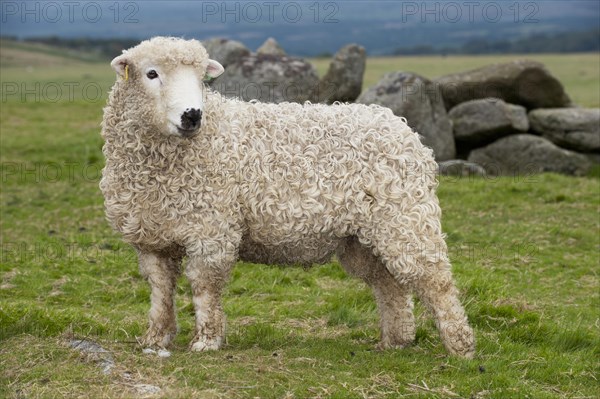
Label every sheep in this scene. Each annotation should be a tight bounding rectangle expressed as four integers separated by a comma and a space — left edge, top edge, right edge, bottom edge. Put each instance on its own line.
100, 37, 475, 357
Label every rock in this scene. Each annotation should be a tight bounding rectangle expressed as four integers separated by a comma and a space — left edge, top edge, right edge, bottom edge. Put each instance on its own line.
211, 53, 319, 103
468, 134, 592, 176
256, 37, 286, 56
69, 339, 114, 374
157, 349, 171, 358
585, 153, 600, 164
69, 339, 110, 354
436, 60, 572, 110
438, 160, 486, 177
134, 384, 161, 395
528, 108, 600, 152
310, 44, 366, 104
202, 38, 250, 68
357, 72, 456, 161
449, 98, 529, 147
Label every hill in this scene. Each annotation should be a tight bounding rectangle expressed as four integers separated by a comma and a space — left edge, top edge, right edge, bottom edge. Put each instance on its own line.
394, 29, 600, 55
0, 39, 104, 67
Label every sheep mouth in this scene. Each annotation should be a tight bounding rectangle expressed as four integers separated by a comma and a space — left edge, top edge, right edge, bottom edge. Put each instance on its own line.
176, 127, 199, 138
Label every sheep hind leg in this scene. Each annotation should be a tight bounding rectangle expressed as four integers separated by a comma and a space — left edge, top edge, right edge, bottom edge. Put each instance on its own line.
413, 260, 475, 358
375, 234, 475, 358
137, 250, 182, 348
336, 237, 416, 349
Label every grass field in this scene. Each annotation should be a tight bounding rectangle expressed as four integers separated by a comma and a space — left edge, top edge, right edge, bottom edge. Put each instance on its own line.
1, 44, 599, 398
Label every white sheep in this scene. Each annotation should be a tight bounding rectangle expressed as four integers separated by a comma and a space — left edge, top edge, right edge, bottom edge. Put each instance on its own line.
101, 37, 475, 357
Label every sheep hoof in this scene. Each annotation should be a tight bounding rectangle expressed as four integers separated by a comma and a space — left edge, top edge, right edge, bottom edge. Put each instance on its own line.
440, 323, 476, 358
445, 338, 476, 358
140, 327, 176, 349
377, 323, 416, 351
376, 340, 413, 351
190, 335, 223, 352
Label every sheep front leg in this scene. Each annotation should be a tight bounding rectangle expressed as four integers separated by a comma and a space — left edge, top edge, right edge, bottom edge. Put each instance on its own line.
185, 250, 235, 352
138, 251, 181, 348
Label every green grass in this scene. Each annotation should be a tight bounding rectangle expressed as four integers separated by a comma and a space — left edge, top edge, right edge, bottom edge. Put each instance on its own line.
1, 49, 599, 398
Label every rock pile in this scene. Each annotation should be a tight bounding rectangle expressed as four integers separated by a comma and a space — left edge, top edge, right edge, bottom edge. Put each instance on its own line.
203, 37, 598, 176
360, 61, 596, 176
435, 60, 573, 110
207, 38, 319, 104
310, 44, 366, 104
356, 72, 455, 161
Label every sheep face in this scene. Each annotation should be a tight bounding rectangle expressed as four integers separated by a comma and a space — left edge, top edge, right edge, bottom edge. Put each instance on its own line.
110, 37, 224, 138
143, 63, 205, 138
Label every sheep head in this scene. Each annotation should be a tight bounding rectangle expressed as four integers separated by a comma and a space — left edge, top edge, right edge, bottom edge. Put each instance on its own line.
110, 37, 224, 138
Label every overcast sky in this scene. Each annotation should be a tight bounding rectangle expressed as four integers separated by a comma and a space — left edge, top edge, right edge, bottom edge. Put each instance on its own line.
2, 1, 599, 55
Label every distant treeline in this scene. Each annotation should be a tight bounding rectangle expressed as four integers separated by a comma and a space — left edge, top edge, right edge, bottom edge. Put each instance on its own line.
1, 36, 140, 59
2, 28, 598, 59
394, 29, 600, 55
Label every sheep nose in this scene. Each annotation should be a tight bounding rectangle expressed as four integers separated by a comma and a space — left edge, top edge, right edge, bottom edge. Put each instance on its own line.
181, 108, 202, 129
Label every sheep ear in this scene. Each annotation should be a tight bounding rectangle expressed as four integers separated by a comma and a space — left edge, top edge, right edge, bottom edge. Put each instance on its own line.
206, 59, 224, 79
111, 53, 130, 78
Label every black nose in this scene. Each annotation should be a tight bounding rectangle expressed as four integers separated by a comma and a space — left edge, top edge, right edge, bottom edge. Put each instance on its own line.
181, 108, 202, 129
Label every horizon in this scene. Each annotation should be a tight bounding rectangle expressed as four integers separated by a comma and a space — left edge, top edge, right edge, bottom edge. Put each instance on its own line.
1, 0, 599, 56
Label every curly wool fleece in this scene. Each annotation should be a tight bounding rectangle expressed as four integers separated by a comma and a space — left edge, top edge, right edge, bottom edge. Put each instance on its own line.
100, 37, 475, 357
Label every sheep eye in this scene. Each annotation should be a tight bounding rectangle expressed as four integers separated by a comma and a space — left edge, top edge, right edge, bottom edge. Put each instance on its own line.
146, 70, 158, 79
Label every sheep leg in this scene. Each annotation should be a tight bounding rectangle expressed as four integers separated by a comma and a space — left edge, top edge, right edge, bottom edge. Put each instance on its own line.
138, 251, 181, 348
185, 253, 234, 352
413, 262, 475, 358
374, 232, 475, 358
361, 217, 475, 357
336, 237, 416, 349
